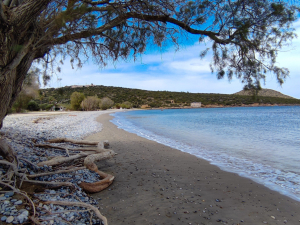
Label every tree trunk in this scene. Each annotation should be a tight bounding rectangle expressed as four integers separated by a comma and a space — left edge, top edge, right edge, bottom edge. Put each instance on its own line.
0, 53, 34, 129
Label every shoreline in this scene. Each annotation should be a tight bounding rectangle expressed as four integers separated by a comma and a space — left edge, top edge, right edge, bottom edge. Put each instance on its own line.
85, 113, 300, 225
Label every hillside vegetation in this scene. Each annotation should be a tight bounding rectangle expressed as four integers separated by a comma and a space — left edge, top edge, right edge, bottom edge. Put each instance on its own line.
234, 89, 295, 99
36, 85, 300, 109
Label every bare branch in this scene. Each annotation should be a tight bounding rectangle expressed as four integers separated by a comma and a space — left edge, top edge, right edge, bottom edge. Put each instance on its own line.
45, 201, 108, 225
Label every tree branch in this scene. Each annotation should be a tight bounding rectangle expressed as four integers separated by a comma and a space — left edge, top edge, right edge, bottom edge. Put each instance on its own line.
45, 12, 231, 47
11, 0, 51, 26
0, 2, 7, 23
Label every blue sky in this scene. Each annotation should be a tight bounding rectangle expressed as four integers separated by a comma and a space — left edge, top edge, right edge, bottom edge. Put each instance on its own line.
45, 20, 300, 99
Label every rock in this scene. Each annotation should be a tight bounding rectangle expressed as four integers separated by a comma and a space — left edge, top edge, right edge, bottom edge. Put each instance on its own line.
0, 197, 7, 200
5, 192, 14, 197
14, 200, 22, 205
1, 216, 7, 222
21, 210, 29, 217
6, 216, 14, 223
271, 216, 275, 219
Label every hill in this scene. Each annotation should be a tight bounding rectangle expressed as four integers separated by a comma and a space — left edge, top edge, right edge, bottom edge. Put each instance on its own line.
234, 89, 295, 99
37, 85, 300, 108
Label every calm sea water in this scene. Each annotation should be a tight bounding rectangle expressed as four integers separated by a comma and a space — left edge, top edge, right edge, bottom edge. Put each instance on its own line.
111, 106, 300, 201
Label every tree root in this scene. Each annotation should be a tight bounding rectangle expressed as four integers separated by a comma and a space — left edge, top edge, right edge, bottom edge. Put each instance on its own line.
0, 181, 36, 217
44, 201, 108, 225
0, 137, 116, 224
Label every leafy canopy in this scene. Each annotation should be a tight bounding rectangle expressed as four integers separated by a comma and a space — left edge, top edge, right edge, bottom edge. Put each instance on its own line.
0, 0, 299, 89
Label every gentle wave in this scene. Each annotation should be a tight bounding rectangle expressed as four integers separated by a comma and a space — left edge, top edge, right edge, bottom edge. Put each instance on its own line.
110, 107, 300, 202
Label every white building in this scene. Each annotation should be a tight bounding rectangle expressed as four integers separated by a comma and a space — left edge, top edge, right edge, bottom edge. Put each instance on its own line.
191, 102, 201, 108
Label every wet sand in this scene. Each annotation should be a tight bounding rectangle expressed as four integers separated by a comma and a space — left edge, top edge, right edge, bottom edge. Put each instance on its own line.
85, 113, 300, 225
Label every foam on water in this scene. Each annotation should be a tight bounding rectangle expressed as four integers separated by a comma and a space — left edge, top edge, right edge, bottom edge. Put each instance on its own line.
111, 107, 300, 202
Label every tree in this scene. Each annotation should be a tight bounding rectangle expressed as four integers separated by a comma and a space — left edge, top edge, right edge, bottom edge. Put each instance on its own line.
99, 97, 114, 110
11, 67, 40, 112
0, 1, 299, 223
70, 91, 85, 110
121, 101, 133, 109
81, 95, 100, 111
0, 0, 298, 128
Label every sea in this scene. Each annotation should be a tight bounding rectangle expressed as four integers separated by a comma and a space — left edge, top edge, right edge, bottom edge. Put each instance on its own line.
111, 106, 300, 201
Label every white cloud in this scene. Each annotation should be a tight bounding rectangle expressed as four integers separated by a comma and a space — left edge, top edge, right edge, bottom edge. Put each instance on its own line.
45, 20, 300, 99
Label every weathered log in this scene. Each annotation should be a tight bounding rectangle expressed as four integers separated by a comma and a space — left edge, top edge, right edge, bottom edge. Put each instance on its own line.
28, 166, 86, 178
37, 153, 88, 167
22, 180, 75, 189
35, 143, 103, 153
46, 138, 99, 145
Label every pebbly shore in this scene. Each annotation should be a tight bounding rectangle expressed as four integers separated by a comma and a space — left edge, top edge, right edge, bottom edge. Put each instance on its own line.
0, 111, 119, 225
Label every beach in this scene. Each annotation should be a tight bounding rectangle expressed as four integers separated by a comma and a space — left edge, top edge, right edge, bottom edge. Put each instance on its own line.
86, 113, 300, 225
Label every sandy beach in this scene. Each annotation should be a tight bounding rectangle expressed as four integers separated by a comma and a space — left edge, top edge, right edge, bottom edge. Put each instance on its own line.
85, 113, 300, 225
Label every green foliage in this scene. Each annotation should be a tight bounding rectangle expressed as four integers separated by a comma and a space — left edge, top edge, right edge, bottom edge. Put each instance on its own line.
121, 101, 133, 109
12, 94, 32, 113
11, 67, 40, 113
81, 96, 100, 111
39, 85, 300, 109
70, 92, 85, 110
39, 103, 54, 111
27, 100, 40, 111
99, 97, 114, 110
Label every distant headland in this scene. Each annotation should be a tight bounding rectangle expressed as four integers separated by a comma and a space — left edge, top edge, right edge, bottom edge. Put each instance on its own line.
38, 85, 300, 109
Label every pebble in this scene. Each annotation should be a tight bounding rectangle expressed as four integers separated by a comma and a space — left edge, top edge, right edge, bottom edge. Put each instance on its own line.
0, 112, 109, 225
6, 216, 14, 223
5, 192, 14, 197
14, 200, 22, 205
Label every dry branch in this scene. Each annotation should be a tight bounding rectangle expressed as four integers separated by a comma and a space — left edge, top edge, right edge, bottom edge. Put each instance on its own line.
0, 181, 36, 217
44, 201, 108, 225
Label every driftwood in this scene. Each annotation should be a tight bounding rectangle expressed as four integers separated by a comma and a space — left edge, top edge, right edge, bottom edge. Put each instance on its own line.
46, 138, 99, 145
22, 180, 75, 189
28, 166, 86, 178
35, 143, 104, 153
79, 151, 115, 192
45, 200, 108, 225
37, 153, 88, 167
0, 136, 115, 224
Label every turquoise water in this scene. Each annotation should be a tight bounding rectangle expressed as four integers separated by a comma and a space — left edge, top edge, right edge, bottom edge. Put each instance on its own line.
111, 106, 300, 201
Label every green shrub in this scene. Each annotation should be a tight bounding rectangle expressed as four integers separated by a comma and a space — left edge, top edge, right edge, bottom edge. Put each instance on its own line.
70, 92, 85, 110
99, 97, 114, 110
39, 103, 53, 110
81, 96, 100, 111
121, 101, 132, 109
27, 100, 40, 111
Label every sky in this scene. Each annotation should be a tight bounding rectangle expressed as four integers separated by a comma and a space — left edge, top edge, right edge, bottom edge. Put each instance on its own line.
45, 20, 300, 99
